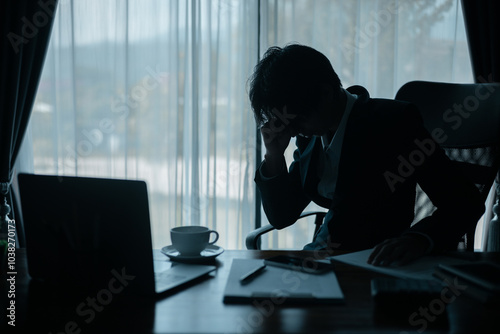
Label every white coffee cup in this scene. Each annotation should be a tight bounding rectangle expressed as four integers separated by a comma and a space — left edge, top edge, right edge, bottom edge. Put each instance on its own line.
170, 226, 219, 256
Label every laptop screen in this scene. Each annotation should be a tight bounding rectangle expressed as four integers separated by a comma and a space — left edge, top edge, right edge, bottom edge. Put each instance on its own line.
18, 173, 156, 295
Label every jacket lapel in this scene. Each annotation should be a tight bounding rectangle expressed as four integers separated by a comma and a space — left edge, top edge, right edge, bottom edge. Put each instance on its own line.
298, 137, 323, 193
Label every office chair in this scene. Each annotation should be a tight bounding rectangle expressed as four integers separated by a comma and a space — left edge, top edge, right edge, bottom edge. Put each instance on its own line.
395, 80, 500, 251
246, 80, 500, 251
246, 211, 326, 250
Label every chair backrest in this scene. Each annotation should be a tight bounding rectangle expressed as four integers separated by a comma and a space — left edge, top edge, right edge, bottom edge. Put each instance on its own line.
395, 80, 500, 250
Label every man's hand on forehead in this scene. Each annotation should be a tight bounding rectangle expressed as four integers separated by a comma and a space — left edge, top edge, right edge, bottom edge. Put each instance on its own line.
261, 106, 297, 126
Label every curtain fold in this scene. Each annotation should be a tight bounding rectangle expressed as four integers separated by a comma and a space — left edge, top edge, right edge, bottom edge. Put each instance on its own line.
27, 0, 259, 250
461, 0, 500, 83
0, 0, 58, 246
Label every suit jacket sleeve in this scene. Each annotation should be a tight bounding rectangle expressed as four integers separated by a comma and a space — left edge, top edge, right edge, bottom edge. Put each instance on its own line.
255, 148, 312, 229
404, 110, 485, 251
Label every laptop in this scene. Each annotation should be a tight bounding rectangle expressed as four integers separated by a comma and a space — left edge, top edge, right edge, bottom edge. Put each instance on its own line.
17, 173, 216, 297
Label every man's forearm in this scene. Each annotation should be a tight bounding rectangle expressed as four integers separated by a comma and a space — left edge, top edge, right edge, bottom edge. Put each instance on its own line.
255, 159, 311, 230
262, 154, 286, 177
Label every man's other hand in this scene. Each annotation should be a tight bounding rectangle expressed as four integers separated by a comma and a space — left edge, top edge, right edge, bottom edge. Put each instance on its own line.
367, 234, 431, 266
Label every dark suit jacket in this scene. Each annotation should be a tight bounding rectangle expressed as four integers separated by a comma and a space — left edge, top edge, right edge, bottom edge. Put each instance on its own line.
255, 86, 484, 251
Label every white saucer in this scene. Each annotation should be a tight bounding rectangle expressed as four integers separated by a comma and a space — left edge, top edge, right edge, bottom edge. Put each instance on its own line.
161, 244, 224, 263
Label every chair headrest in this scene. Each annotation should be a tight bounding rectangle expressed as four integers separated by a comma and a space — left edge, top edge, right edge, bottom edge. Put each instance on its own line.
395, 81, 500, 147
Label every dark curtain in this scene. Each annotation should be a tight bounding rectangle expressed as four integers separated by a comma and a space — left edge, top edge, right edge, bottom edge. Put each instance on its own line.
462, 0, 500, 251
0, 0, 58, 246
461, 0, 500, 83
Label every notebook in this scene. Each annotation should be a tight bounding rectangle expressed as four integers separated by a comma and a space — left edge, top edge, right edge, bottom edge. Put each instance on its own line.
17, 173, 215, 296
223, 258, 344, 304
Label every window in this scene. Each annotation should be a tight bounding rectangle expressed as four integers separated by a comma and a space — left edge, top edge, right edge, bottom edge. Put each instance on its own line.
21, 0, 472, 250
259, 0, 473, 249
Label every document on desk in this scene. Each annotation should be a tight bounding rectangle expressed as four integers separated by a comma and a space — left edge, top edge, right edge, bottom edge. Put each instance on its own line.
223, 259, 344, 304
330, 249, 472, 281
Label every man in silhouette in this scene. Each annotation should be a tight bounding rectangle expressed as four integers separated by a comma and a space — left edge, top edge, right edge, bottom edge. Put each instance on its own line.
249, 44, 483, 265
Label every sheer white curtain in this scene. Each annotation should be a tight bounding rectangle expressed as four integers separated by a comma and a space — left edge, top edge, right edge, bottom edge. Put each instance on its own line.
26, 0, 259, 249
23, 0, 473, 250
259, 0, 474, 249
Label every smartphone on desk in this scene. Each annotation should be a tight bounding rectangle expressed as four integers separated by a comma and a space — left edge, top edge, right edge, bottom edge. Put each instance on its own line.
263, 255, 333, 274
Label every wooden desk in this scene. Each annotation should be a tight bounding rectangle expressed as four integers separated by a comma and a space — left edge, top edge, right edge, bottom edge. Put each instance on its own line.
7, 249, 499, 333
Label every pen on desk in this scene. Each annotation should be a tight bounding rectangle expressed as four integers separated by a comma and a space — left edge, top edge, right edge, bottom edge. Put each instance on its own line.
239, 264, 266, 284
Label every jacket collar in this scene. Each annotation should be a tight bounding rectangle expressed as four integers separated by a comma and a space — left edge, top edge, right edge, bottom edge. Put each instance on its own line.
297, 85, 371, 188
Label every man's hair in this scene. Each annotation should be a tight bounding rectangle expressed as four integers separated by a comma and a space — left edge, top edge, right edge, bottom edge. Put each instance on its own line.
248, 44, 342, 127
